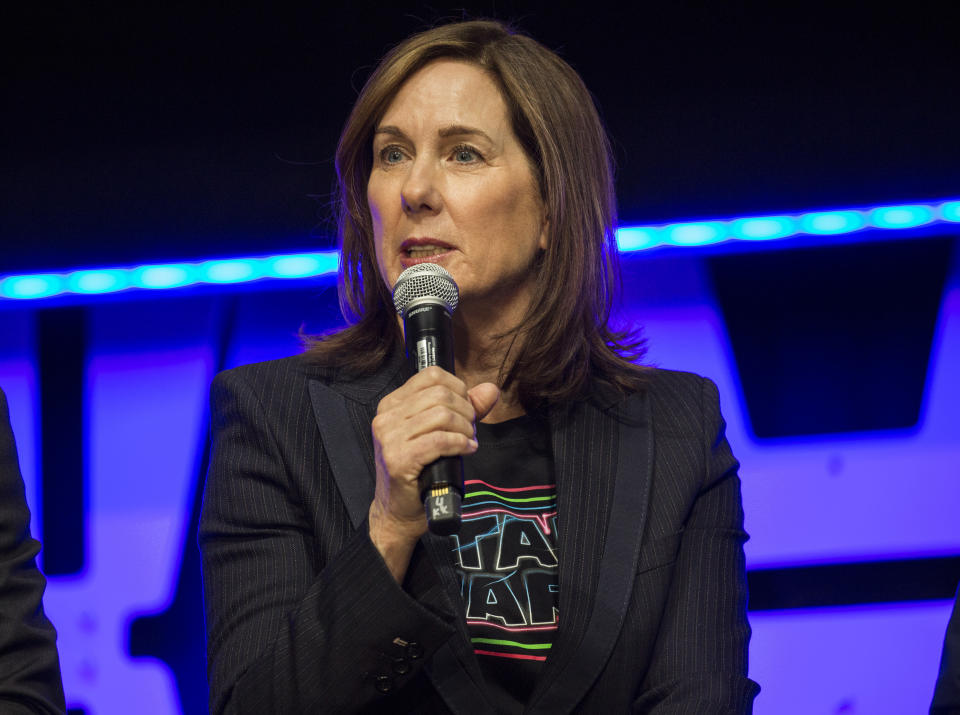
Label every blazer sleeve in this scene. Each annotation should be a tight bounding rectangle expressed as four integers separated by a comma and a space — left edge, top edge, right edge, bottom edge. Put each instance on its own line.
0, 389, 66, 715
199, 368, 457, 714
634, 377, 758, 713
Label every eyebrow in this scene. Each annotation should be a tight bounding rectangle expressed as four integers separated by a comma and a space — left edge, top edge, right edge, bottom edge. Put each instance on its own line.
373, 125, 406, 139
373, 124, 495, 143
437, 125, 494, 142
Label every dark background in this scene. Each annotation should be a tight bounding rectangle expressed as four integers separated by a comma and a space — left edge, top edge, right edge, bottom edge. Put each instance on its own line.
2, 1, 958, 274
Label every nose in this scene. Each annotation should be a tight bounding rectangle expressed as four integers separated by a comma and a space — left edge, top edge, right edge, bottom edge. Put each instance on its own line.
400, 158, 441, 215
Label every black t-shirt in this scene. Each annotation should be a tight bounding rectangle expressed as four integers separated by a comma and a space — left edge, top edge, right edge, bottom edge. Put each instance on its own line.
450, 411, 559, 713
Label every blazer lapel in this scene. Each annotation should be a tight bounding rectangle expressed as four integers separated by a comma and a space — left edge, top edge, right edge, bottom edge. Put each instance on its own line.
527, 389, 653, 715
307, 356, 406, 529
308, 355, 495, 713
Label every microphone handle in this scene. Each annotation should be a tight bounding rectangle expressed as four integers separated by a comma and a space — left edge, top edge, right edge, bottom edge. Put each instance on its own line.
403, 300, 463, 535
420, 457, 463, 536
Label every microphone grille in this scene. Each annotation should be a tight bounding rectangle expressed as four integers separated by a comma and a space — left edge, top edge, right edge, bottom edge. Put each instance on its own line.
392, 263, 459, 314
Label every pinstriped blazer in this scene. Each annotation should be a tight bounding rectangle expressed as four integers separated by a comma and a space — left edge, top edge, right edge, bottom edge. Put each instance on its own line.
199, 352, 758, 714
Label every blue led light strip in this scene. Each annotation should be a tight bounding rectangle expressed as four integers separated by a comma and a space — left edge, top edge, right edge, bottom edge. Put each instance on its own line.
3, 200, 958, 301
615, 199, 959, 252
1, 252, 341, 301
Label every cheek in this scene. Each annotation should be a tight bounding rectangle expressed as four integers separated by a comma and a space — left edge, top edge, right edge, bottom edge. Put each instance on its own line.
500, 181, 545, 241
462, 177, 532, 231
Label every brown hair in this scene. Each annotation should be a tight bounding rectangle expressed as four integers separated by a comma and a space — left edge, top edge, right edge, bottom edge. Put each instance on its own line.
306, 19, 646, 406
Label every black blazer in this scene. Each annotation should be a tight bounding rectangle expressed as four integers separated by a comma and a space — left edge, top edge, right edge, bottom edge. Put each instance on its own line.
0, 388, 65, 715
200, 353, 758, 713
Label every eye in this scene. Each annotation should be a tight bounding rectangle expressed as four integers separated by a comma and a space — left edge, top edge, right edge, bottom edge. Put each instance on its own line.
378, 145, 407, 165
450, 144, 482, 163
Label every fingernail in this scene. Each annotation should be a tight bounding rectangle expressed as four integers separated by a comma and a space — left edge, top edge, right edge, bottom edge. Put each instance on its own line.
468, 438, 479, 450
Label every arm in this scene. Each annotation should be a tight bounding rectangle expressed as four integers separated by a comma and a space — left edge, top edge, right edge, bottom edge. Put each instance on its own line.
0, 389, 66, 715
199, 368, 460, 714
634, 378, 758, 714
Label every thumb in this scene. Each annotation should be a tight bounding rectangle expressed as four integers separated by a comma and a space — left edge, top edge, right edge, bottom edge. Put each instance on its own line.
467, 382, 500, 422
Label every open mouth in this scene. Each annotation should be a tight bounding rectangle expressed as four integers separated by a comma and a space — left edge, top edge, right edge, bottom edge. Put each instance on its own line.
406, 246, 449, 258
400, 239, 454, 261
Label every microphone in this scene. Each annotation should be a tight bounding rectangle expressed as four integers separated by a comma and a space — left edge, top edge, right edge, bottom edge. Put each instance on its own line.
392, 263, 463, 536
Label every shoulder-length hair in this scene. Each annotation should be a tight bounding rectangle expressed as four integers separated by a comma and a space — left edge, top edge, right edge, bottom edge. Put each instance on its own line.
307, 19, 646, 407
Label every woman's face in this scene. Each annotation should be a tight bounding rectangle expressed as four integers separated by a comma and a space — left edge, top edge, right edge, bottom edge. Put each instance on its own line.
367, 59, 547, 318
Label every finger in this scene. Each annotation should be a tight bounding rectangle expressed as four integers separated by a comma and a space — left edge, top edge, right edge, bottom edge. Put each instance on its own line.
410, 383, 477, 421
467, 382, 501, 422
384, 403, 476, 444
413, 402, 476, 437
379, 385, 477, 429
377, 366, 468, 413
377, 428, 478, 484
407, 365, 469, 396
407, 430, 479, 468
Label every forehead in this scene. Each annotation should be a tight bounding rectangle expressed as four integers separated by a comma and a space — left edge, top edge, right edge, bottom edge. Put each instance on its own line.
378, 59, 509, 131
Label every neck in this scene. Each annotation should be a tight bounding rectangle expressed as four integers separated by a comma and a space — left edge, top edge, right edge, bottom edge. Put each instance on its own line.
452, 298, 529, 423
397, 286, 534, 423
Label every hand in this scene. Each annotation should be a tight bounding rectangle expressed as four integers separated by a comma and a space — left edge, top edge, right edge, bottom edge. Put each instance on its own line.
368, 367, 499, 581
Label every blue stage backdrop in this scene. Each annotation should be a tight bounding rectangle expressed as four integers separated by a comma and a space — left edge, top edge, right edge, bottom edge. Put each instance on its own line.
1, 206, 958, 713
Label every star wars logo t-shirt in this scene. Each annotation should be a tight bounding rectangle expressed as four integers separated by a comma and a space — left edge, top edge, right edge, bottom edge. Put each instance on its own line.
451, 411, 558, 711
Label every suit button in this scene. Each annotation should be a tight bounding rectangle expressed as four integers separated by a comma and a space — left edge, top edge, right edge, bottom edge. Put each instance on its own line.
392, 657, 410, 675
375, 674, 393, 693
406, 642, 423, 659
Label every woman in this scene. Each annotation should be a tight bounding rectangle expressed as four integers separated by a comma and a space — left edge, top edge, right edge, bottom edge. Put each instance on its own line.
200, 20, 757, 713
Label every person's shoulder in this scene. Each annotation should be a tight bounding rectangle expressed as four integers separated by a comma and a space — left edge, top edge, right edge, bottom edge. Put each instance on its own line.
589, 366, 715, 411
637, 366, 715, 401
210, 352, 403, 408
213, 352, 331, 391
631, 366, 722, 429
209, 353, 337, 412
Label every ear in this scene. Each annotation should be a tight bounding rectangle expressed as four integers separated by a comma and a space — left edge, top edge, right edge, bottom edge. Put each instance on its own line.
537, 213, 550, 251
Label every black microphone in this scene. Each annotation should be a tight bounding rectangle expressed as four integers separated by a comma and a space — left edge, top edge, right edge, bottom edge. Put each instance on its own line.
392, 263, 464, 536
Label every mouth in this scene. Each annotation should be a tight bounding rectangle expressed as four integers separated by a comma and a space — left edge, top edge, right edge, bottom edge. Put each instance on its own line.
405, 246, 448, 258
399, 238, 454, 261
